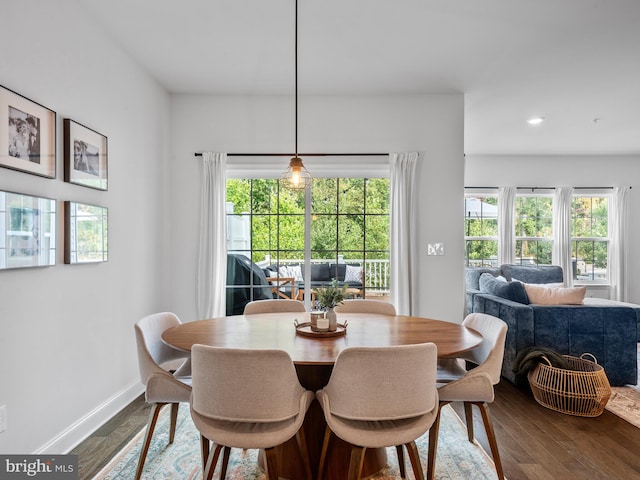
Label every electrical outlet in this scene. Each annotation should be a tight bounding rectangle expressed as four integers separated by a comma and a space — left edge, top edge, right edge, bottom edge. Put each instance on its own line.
0, 405, 6, 433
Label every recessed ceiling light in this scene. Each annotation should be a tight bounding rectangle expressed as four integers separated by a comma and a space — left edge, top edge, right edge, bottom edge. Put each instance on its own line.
527, 117, 545, 125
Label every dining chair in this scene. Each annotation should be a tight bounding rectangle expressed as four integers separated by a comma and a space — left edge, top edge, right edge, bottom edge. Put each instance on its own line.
243, 298, 306, 314
426, 313, 507, 480
190, 345, 315, 480
134, 312, 192, 480
334, 299, 396, 315
316, 343, 439, 480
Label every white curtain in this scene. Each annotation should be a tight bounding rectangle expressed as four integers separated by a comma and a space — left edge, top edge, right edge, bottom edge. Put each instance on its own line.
498, 186, 516, 265
552, 187, 574, 286
609, 186, 630, 301
390, 152, 419, 316
197, 152, 228, 318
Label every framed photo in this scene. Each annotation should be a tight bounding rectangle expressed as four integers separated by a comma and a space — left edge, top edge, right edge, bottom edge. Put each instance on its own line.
64, 201, 108, 264
0, 85, 56, 178
64, 119, 108, 190
0, 190, 56, 270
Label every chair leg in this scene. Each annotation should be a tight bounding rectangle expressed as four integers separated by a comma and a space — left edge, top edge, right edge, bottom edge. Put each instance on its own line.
200, 435, 210, 473
295, 427, 314, 480
169, 403, 179, 443
219, 446, 231, 479
202, 441, 223, 480
264, 447, 279, 480
426, 402, 446, 480
317, 425, 332, 480
348, 446, 366, 480
395, 445, 406, 479
464, 401, 475, 442
405, 441, 425, 480
476, 402, 505, 480
135, 402, 166, 480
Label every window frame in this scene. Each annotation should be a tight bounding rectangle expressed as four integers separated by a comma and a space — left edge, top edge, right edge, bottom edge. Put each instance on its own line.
571, 193, 610, 285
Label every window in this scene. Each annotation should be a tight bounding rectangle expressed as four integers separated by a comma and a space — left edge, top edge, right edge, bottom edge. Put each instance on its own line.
225, 177, 390, 308
514, 195, 553, 265
464, 194, 498, 267
572, 195, 608, 282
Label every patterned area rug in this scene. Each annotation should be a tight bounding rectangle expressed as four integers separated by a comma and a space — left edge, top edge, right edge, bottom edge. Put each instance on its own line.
604, 343, 640, 428
92, 404, 501, 480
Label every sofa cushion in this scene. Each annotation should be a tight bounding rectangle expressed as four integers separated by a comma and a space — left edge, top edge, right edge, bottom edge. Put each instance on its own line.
524, 284, 586, 305
500, 264, 563, 284
479, 273, 529, 304
305, 263, 330, 282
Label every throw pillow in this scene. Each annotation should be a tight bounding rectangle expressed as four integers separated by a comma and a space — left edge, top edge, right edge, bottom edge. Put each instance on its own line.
288, 265, 303, 282
479, 273, 529, 304
278, 265, 290, 278
266, 269, 284, 286
344, 265, 362, 283
523, 284, 586, 305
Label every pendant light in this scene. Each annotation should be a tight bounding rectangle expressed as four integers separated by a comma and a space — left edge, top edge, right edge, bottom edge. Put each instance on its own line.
280, 0, 312, 190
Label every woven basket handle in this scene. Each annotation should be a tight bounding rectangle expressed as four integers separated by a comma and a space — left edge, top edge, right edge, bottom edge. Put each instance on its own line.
540, 355, 552, 366
580, 352, 598, 364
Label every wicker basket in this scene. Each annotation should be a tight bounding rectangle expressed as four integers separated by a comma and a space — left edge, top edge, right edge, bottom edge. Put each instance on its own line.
527, 353, 612, 417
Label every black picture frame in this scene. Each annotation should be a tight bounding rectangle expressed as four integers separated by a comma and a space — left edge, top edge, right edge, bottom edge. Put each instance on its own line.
0, 85, 56, 178
64, 119, 108, 191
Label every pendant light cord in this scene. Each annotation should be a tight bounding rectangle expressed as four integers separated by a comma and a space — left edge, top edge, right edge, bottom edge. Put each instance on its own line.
294, 0, 298, 158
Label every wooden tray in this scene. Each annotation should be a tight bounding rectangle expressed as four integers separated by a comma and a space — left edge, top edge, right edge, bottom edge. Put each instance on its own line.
294, 320, 347, 338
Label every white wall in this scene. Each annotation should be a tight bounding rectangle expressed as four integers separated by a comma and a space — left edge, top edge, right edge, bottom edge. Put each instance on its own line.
169, 94, 466, 323
465, 154, 640, 303
0, 1, 170, 453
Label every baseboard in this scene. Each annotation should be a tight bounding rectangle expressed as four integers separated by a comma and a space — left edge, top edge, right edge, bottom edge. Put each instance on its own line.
35, 382, 145, 454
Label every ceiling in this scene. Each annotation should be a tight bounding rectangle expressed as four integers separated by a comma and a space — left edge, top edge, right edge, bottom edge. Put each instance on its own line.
80, 0, 640, 155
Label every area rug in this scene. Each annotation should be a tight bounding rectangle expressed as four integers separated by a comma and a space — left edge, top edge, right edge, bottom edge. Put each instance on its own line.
604, 343, 640, 428
92, 404, 501, 480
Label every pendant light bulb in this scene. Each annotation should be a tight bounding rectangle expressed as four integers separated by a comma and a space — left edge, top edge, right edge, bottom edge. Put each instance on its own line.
280, 156, 311, 191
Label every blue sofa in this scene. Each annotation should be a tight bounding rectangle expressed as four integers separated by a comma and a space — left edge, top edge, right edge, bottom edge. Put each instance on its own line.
467, 264, 638, 386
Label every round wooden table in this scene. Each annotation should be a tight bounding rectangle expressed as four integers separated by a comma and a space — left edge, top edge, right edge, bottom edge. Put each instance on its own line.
162, 312, 482, 479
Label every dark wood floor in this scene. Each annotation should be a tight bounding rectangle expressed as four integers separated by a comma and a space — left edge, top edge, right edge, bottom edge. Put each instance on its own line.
73, 381, 640, 480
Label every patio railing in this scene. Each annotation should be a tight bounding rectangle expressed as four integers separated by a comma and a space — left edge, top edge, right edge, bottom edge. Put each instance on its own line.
256, 256, 390, 295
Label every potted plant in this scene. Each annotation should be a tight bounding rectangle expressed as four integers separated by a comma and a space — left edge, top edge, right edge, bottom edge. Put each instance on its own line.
315, 279, 348, 331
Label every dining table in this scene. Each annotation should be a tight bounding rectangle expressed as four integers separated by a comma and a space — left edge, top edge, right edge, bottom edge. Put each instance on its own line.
162, 311, 483, 480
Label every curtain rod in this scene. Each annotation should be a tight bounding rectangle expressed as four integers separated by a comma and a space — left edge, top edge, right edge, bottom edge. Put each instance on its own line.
464, 186, 628, 190
194, 152, 388, 157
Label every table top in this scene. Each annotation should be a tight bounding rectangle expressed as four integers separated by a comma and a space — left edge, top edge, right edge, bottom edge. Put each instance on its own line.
162, 312, 483, 365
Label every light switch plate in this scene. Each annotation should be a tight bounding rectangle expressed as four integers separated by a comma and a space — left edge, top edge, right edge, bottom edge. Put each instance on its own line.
427, 243, 445, 256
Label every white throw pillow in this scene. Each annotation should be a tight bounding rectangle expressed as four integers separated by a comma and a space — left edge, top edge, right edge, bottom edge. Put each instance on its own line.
344, 265, 362, 283
289, 265, 303, 282
267, 269, 283, 286
278, 265, 290, 278
523, 283, 586, 305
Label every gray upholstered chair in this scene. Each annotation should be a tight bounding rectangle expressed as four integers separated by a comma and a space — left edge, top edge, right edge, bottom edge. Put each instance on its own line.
316, 343, 439, 480
427, 313, 507, 480
334, 299, 396, 315
190, 345, 314, 480
243, 298, 306, 314
134, 312, 192, 480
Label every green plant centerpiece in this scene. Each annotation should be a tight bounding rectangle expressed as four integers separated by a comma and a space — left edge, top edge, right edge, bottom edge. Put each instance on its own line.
315, 279, 348, 332
316, 279, 348, 309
